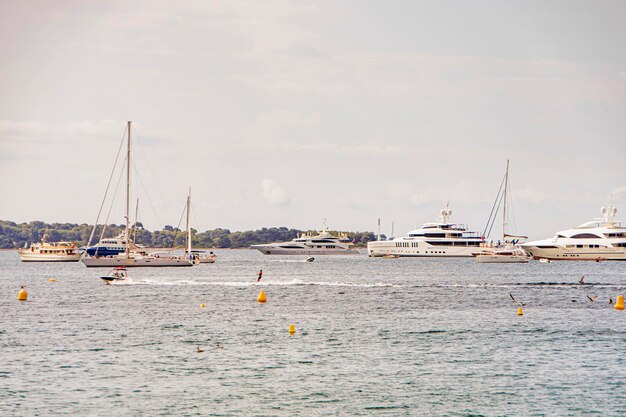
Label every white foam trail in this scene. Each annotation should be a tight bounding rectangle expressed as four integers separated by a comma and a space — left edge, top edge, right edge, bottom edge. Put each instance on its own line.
112, 278, 398, 288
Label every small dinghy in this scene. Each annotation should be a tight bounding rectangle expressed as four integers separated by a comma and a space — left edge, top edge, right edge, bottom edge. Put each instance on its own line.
100, 266, 127, 284
305, 257, 315, 262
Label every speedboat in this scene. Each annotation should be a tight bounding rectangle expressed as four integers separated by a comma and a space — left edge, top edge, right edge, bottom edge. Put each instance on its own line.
521, 204, 626, 261
367, 203, 491, 257
100, 267, 127, 284
305, 257, 315, 262
17, 233, 80, 262
250, 224, 359, 255
190, 250, 217, 263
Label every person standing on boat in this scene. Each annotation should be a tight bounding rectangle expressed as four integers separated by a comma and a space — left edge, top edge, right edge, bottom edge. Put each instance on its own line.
257, 270, 263, 282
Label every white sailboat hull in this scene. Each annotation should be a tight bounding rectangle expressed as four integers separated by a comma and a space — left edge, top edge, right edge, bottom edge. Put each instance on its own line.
476, 254, 529, 263
82, 256, 194, 267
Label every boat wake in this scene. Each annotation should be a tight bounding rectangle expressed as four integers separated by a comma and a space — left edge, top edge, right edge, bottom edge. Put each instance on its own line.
110, 278, 398, 288
413, 282, 620, 289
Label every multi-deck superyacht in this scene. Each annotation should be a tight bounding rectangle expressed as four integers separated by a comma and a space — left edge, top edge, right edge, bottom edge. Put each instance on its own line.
250, 225, 359, 255
367, 204, 492, 257
521, 205, 626, 261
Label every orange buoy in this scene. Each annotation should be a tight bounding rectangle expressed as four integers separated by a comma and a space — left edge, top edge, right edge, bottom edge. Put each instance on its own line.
615, 295, 625, 311
517, 307, 523, 316
289, 324, 296, 335
18, 287, 28, 301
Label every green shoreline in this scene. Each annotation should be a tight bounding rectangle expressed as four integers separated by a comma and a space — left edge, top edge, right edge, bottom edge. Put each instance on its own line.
0, 220, 378, 249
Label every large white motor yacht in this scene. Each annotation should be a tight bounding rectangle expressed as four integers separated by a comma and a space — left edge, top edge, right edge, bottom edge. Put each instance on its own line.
521, 205, 626, 261
250, 225, 360, 255
367, 204, 492, 257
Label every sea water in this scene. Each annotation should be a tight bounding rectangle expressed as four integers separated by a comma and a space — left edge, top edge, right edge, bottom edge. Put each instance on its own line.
1, 250, 625, 416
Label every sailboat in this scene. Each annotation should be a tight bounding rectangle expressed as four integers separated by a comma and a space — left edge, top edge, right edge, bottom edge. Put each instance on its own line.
81, 121, 195, 267
476, 160, 530, 263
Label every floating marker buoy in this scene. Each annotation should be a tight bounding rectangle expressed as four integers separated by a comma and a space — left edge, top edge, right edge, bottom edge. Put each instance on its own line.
18, 287, 28, 301
200, 303, 206, 308
615, 295, 624, 311
517, 307, 523, 316
289, 324, 296, 335
49, 278, 56, 283
257, 290, 267, 303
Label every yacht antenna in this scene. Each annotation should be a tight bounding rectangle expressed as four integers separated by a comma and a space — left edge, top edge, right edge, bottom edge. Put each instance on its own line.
377, 218, 381, 241
125, 121, 132, 257
391, 221, 394, 239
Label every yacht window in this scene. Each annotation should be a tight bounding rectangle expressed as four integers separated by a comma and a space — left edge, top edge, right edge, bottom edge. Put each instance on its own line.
570, 233, 601, 239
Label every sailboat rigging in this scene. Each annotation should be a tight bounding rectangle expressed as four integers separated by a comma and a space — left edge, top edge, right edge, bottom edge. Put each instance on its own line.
81, 121, 195, 267
476, 160, 530, 263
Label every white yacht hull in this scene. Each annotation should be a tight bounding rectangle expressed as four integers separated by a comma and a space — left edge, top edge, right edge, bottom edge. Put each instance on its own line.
476, 254, 529, 263
81, 256, 194, 267
251, 246, 360, 255
18, 251, 81, 262
367, 241, 491, 257
521, 246, 626, 261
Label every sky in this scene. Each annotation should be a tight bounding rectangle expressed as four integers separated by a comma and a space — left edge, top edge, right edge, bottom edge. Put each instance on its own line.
1, 0, 625, 240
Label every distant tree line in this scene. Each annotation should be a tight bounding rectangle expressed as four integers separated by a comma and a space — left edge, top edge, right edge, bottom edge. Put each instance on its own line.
0, 220, 378, 249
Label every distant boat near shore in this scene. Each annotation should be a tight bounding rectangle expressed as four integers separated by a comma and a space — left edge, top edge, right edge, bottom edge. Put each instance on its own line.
17, 232, 80, 262
250, 222, 360, 255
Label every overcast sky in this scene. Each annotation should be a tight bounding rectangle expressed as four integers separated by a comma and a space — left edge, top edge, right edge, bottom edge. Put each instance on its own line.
1, 0, 624, 240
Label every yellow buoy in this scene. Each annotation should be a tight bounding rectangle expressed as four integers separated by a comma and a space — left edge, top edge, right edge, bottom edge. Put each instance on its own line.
200, 303, 206, 308
615, 295, 625, 311
49, 278, 56, 283
17, 287, 28, 301
257, 290, 267, 303
517, 307, 523, 316
289, 324, 296, 335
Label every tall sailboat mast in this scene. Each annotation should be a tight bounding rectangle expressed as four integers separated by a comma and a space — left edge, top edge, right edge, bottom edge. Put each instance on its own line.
186, 187, 192, 254
502, 159, 509, 242
125, 121, 132, 257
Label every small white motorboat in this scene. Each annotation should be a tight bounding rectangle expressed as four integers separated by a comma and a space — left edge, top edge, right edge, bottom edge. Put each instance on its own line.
305, 257, 315, 262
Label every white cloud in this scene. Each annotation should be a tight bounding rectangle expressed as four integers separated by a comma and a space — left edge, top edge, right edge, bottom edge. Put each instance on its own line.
261, 179, 290, 206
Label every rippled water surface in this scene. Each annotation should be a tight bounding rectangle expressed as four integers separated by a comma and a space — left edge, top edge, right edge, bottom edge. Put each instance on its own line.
2, 250, 625, 416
